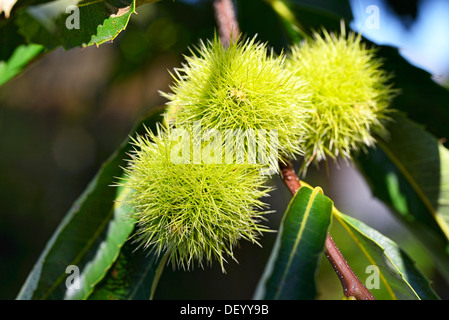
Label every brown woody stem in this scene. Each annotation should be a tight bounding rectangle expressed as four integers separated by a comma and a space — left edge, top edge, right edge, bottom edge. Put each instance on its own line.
213, 0, 240, 47
325, 234, 375, 300
279, 160, 375, 300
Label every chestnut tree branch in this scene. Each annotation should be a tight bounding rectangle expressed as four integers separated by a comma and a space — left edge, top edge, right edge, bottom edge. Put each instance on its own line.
213, 0, 240, 47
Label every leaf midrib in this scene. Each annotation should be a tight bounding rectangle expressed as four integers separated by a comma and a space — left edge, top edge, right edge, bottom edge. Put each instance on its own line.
273, 187, 321, 299
39, 185, 131, 300
377, 139, 449, 240
39, 207, 115, 300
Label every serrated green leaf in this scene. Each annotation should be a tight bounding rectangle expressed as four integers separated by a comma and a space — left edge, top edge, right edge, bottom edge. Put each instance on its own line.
16, 107, 165, 300
253, 186, 333, 300
356, 113, 449, 282
334, 209, 440, 300
15, 0, 142, 50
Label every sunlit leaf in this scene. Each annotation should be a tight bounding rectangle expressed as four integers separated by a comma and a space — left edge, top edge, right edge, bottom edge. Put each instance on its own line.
356, 113, 449, 282
87, 236, 168, 300
15, 0, 141, 49
334, 209, 440, 300
0, 43, 43, 85
254, 186, 333, 300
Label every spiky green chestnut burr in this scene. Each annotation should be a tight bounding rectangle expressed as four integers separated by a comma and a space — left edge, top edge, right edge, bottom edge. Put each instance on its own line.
286, 28, 395, 166
162, 35, 311, 167
121, 126, 272, 271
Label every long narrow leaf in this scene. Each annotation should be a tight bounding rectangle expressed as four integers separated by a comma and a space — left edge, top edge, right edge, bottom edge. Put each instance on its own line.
356, 113, 449, 282
87, 237, 169, 300
17, 107, 165, 300
263, 0, 308, 43
334, 209, 440, 300
62, 185, 135, 300
254, 186, 333, 300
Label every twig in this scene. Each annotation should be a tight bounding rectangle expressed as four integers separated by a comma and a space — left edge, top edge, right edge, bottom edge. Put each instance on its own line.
325, 234, 375, 300
279, 159, 301, 194
213, 0, 240, 47
279, 160, 375, 300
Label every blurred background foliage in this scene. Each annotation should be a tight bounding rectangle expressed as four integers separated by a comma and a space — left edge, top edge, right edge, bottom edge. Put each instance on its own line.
1, 0, 449, 299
